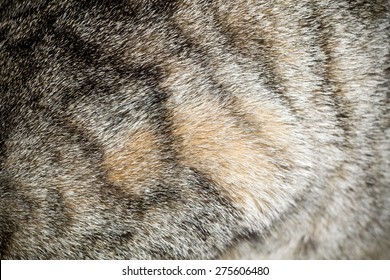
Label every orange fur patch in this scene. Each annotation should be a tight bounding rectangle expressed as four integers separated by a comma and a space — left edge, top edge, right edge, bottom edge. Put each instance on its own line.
103, 129, 164, 193
168, 94, 293, 214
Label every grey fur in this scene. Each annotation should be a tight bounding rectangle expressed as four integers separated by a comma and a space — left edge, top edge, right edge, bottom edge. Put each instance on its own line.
0, 0, 389, 259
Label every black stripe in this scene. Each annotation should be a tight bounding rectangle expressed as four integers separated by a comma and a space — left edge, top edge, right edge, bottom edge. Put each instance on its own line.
209, 8, 302, 118
312, 4, 352, 141
344, 0, 388, 20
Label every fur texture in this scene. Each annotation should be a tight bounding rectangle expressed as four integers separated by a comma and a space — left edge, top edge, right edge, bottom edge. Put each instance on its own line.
0, 0, 389, 259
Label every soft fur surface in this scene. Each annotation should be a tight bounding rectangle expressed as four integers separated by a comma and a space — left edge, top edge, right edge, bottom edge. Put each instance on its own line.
0, 0, 389, 259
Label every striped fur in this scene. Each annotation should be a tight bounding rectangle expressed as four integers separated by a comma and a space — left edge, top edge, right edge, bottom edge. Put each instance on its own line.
0, 0, 389, 259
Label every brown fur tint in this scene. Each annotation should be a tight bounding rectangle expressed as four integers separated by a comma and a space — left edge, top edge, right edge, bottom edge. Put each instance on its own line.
0, 0, 389, 259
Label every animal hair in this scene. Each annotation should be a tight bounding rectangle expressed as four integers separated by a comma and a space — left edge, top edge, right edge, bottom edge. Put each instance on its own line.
0, 0, 389, 259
